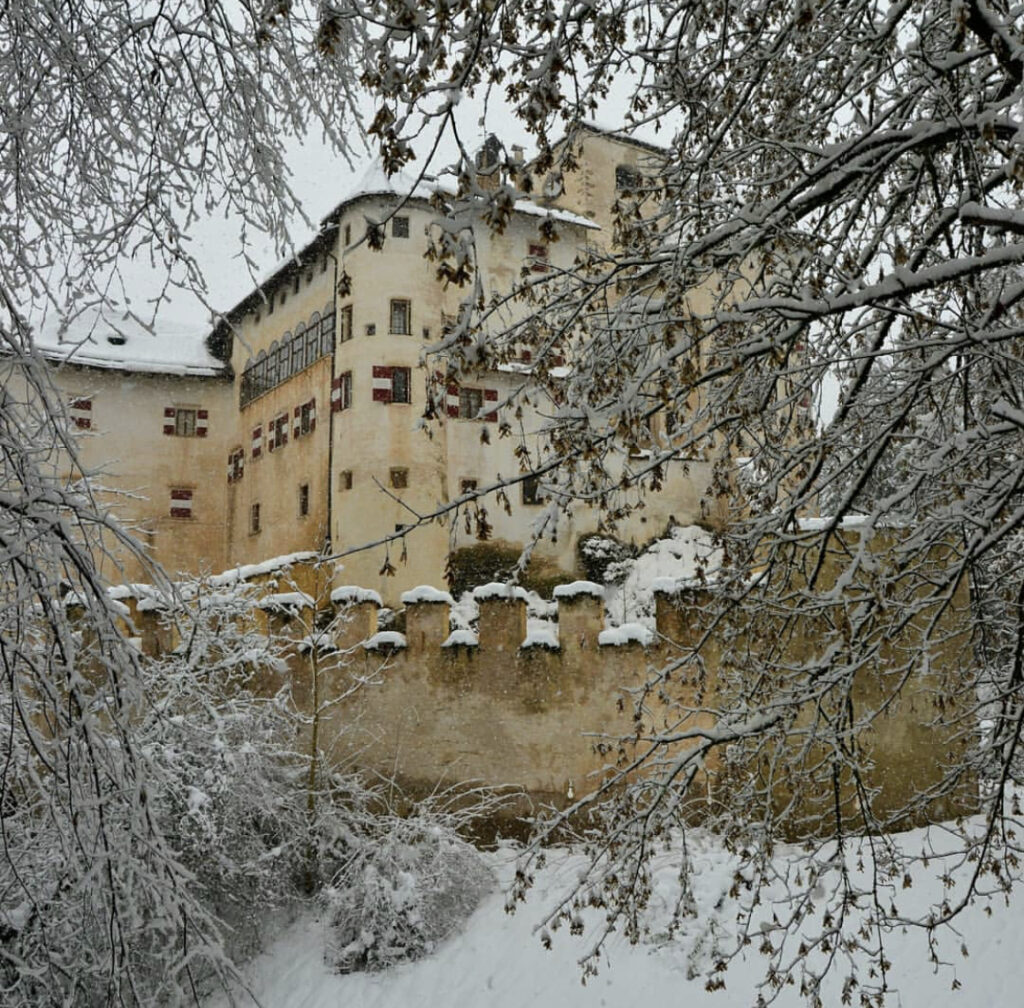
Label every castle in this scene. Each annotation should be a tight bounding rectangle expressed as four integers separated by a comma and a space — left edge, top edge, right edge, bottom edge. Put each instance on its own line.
33, 127, 719, 603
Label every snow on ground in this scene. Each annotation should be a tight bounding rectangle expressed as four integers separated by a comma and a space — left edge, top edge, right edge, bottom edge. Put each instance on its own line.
206, 821, 1021, 1008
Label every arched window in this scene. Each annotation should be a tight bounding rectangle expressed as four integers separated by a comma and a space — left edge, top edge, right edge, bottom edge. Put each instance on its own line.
615, 164, 641, 192
279, 332, 293, 379
291, 323, 306, 374
240, 358, 255, 407
267, 341, 280, 388
305, 313, 321, 367
254, 349, 268, 396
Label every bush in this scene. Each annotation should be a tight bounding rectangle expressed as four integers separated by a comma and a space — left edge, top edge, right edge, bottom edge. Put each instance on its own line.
323, 813, 494, 973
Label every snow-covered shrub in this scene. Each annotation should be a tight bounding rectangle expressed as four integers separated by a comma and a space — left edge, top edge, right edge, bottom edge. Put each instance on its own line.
323, 812, 493, 973
577, 534, 636, 583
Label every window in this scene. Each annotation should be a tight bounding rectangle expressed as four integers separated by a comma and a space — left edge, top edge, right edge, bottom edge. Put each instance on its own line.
268, 294, 275, 315
251, 424, 263, 459
227, 448, 244, 483
254, 310, 261, 324
320, 307, 335, 355
615, 164, 642, 191
294, 398, 317, 437
390, 467, 408, 489
332, 371, 352, 412
447, 385, 498, 420
305, 316, 320, 367
292, 274, 300, 294
269, 412, 288, 452
366, 323, 376, 336
372, 365, 411, 403
344, 223, 351, 246
339, 469, 353, 490
390, 299, 411, 335
392, 215, 409, 238
163, 407, 208, 437
340, 304, 353, 342
522, 475, 542, 505
528, 243, 550, 273
458, 387, 483, 419
280, 290, 287, 307
69, 397, 92, 430
460, 478, 478, 495
249, 502, 261, 535
170, 488, 193, 519
392, 366, 411, 404
298, 483, 310, 517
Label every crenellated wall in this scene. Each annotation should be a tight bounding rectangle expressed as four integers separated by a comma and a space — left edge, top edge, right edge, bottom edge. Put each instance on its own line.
106, 543, 976, 834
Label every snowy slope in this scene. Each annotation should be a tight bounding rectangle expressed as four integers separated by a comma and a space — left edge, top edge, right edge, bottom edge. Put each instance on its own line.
207, 824, 1020, 1008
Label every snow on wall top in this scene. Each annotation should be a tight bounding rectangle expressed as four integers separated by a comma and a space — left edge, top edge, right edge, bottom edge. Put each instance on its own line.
258, 591, 314, 611
362, 631, 407, 651
210, 552, 319, 587
472, 582, 530, 602
441, 628, 479, 648
331, 586, 383, 606
33, 311, 224, 378
597, 622, 654, 647
400, 585, 455, 606
552, 580, 604, 600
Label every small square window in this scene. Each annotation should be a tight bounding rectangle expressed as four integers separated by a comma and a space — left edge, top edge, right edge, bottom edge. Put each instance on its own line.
390, 467, 408, 489
249, 502, 261, 534
522, 475, 542, 505
392, 367, 411, 404
528, 243, 550, 273
391, 216, 410, 239
340, 469, 353, 490
366, 323, 376, 336
390, 299, 411, 335
299, 483, 310, 517
460, 478, 478, 495
395, 523, 410, 533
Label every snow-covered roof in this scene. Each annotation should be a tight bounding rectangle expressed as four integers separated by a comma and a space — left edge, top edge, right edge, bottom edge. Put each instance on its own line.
33, 312, 224, 378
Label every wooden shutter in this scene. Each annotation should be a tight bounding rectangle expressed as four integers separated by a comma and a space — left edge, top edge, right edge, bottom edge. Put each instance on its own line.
308, 398, 317, 432
169, 488, 193, 518
446, 383, 460, 418
163, 406, 175, 436
484, 388, 498, 422
196, 409, 209, 437
372, 365, 393, 403
69, 398, 92, 429
251, 425, 263, 458
293, 405, 302, 439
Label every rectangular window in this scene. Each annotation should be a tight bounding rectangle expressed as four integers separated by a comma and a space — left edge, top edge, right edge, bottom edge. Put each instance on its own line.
298, 483, 310, 517
390, 467, 408, 489
458, 387, 483, 419
528, 243, 550, 273
294, 399, 317, 438
392, 366, 411, 404
268, 412, 288, 452
522, 475, 542, 505
292, 274, 300, 294
339, 469, 353, 490
249, 502, 261, 535
332, 371, 352, 412
460, 478, 478, 495
392, 216, 410, 238
227, 448, 245, 483
372, 365, 411, 404
69, 397, 92, 430
340, 304, 353, 342
170, 488, 193, 519
344, 223, 351, 246
163, 406, 207, 437
389, 299, 411, 335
